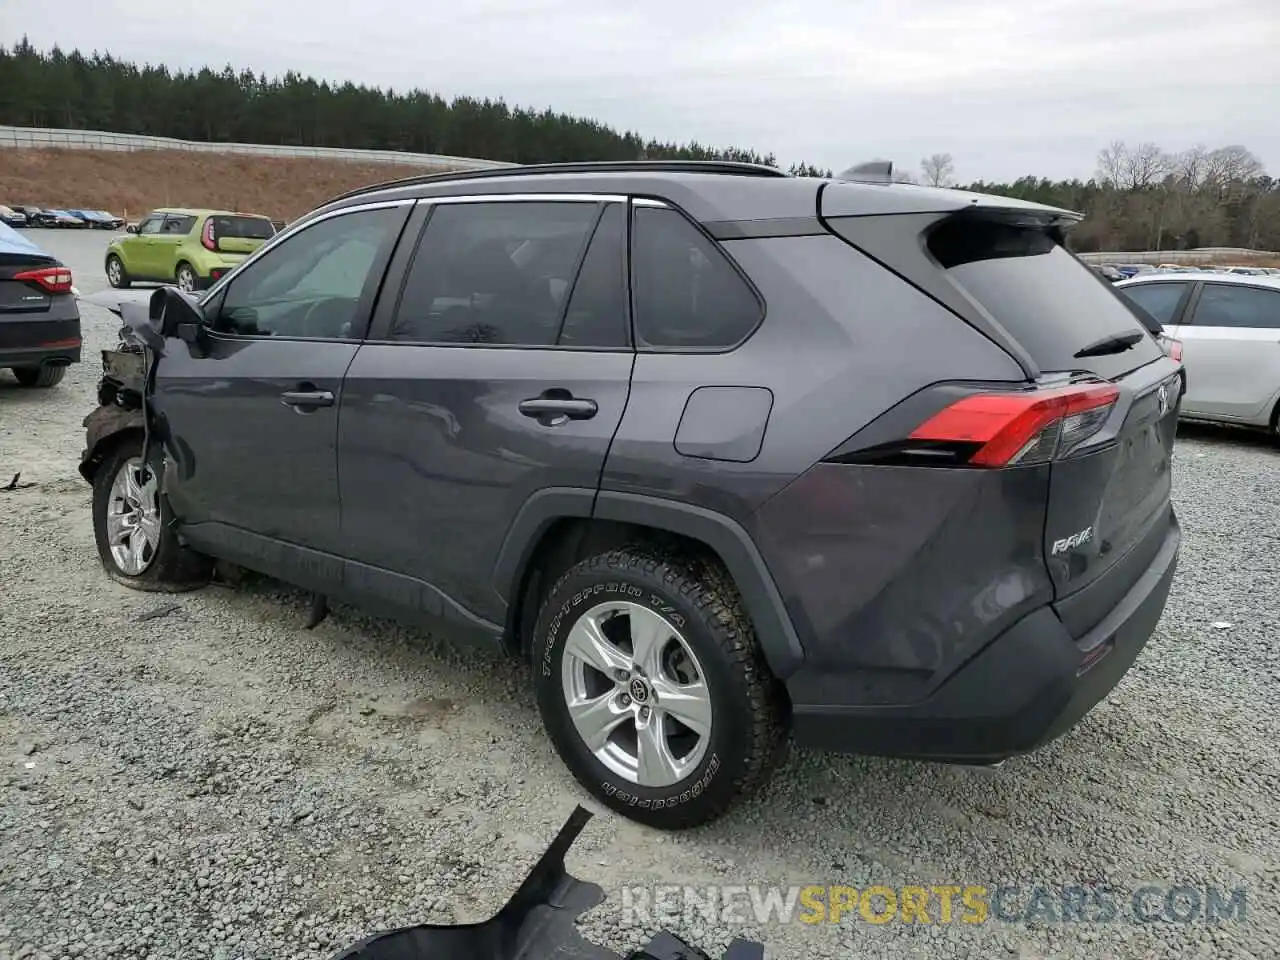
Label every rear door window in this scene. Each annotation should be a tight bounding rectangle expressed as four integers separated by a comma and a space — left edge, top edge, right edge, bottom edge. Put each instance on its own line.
927, 216, 1163, 379
1187, 283, 1280, 329
1116, 281, 1191, 328
389, 200, 601, 346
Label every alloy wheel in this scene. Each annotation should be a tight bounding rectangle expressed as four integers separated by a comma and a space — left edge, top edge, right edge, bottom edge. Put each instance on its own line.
105, 457, 161, 576
560, 600, 713, 788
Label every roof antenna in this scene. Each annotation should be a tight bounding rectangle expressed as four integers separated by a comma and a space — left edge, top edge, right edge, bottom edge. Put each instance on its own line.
837, 160, 894, 184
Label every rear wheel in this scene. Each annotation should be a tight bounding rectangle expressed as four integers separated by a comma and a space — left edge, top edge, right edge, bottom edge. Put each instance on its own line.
106, 254, 130, 289
13, 365, 66, 388
91, 436, 212, 591
532, 545, 787, 829
175, 262, 197, 293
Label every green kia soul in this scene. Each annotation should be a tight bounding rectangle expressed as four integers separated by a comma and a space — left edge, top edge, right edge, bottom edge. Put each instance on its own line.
105, 208, 276, 292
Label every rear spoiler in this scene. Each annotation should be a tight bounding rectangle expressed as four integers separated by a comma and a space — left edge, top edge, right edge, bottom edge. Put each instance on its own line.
329, 805, 765, 960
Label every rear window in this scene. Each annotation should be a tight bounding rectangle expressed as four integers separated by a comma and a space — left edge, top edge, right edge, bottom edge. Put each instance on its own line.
211, 215, 275, 240
928, 217, 1163, 379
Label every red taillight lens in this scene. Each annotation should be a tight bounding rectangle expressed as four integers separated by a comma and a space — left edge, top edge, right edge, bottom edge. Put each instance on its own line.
1158, 335, 1183, 362
909, 383, 1120, 467
14, 266, 74, 294
201, 219, 216, 251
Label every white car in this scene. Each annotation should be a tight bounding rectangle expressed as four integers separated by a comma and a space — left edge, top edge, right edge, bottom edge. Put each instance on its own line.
1115, 272, 1280, 443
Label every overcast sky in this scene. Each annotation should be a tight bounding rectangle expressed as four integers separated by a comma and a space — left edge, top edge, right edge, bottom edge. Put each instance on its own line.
3, 0, 1278, 182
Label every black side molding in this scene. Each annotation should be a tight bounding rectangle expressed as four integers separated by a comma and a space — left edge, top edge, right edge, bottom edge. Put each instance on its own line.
491, 488, 806, 680
593, 491, 805, 679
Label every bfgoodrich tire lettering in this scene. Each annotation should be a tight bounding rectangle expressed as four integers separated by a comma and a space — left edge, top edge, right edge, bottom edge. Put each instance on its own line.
533, 545, 786, 829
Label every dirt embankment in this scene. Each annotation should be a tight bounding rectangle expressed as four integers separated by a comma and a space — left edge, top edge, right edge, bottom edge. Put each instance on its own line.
0, 148, 450, 222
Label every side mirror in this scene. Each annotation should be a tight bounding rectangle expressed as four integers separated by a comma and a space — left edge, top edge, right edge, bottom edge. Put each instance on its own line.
126, 223, 138, 234
150, 286, 206, 342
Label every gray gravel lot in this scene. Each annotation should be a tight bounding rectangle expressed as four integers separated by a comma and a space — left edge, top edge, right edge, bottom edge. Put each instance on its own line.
2, 228, 1278, 960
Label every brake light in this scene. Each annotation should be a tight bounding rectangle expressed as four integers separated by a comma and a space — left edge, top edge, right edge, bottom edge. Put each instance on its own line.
14, 266, 73, 294
909, 382, 1120, 467
201, 218, 216, 251
1157, 334, 1183, 362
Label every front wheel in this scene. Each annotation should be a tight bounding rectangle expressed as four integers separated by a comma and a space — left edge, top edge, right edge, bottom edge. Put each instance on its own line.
533, 546, 787, 829
91, 436, 212, 591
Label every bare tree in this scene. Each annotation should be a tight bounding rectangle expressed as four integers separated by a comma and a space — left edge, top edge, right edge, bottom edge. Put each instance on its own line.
921, 153, 955, 187
1096, 141, 1168, 190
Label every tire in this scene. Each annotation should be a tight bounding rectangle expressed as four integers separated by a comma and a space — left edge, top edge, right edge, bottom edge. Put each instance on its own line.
106, 254, 130, 289
91, 435, 212, 591
13, 365, 66, 388
175, 262, 197, 293
532, 545, 787, 829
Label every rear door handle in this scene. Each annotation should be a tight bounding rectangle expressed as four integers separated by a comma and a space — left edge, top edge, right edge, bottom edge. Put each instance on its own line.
518, 397, 598, 420
280, 390, 334, 409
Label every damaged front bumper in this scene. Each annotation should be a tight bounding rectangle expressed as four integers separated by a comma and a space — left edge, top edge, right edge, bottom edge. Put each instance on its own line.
330, 806, 765, 960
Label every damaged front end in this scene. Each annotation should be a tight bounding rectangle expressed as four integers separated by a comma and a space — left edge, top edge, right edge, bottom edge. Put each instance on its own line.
330, 806, 766, 960
78, 309, 152, 485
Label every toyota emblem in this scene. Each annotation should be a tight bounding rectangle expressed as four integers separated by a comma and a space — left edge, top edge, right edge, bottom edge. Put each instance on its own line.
1157, 384, 1169, 416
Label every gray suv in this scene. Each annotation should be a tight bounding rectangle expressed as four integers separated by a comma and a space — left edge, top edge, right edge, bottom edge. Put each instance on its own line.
80, 161, 1183, 829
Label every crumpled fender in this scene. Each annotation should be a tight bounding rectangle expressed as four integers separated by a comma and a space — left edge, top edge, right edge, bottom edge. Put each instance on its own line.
329, 805, 766, 960
79, 403, 145, 483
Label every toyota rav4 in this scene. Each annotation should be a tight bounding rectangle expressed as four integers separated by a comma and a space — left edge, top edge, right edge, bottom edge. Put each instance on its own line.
79, 160, 1183, 829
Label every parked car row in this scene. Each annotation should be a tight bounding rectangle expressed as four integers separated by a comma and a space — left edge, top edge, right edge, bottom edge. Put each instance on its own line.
1, 204, 126, 230
1093, 260, 1280, 282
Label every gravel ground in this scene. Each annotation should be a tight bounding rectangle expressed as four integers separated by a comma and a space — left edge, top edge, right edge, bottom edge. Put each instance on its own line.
2, 228, 1278, 960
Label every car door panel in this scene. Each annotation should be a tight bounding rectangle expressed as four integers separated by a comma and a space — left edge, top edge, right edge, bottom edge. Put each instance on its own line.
123, 216, 163, 276
338, 346, 632, 626
152, 201, 412, 582
1177, 282, 1280, 422
338, 196, 634, 635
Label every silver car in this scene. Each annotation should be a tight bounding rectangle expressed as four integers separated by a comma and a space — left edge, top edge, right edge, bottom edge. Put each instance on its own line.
1116, 272, 1280, 442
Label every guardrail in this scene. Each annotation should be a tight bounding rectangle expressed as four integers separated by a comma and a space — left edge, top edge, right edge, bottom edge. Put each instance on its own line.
1077, 248, 1278, 265
0, 124, 514, 172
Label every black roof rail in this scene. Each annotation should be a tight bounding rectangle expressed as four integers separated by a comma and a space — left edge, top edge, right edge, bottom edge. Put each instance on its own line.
330, 159, 791, 204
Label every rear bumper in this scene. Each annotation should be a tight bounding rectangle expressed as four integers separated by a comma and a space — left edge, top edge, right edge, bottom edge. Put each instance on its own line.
790, 512, 1180, 761
0, 306, 83, 369
0, 342, 82, 368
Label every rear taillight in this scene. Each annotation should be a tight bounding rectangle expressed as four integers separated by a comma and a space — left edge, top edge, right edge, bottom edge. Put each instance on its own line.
908, 382, 1120, 468
201, 219, 216, 251
14, 266, 74, 294
1157, 334, 1183, 362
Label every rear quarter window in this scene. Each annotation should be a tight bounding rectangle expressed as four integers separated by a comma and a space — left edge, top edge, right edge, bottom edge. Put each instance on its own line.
928, 216, 1163, 380
631, 205, 763, 350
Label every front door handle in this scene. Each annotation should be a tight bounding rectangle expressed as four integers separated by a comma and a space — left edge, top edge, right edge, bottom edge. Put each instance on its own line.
280, 389, 334, 409
518, 397, 598, 420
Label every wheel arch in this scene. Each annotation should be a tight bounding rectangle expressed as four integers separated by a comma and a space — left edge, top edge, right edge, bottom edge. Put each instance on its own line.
79, 406, 146, 484
494, 488, 805, 681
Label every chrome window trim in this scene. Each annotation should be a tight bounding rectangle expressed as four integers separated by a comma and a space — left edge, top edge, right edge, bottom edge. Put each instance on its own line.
420, 192, 628, 205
